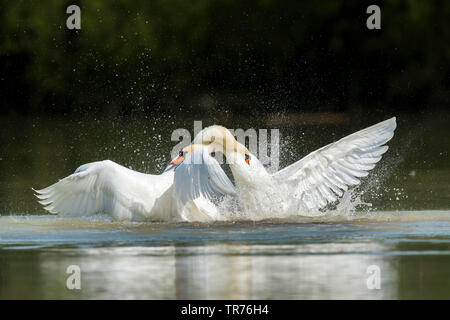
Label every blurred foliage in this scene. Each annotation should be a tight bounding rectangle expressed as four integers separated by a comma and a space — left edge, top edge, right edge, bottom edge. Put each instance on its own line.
0, 0, 449, 116
0, 112, 448, 214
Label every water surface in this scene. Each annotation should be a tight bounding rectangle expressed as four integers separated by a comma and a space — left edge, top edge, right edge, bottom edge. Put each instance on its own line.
1, 211, 449, 299
0, 114, 448, 299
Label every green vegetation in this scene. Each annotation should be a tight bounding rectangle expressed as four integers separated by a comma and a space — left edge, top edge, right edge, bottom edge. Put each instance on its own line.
1, 1, 449, 116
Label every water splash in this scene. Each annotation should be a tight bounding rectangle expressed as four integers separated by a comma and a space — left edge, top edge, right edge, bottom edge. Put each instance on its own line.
210, 167, 374, 222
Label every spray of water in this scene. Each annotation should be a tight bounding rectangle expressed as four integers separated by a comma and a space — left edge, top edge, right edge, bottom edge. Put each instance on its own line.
208, 127, 394, 222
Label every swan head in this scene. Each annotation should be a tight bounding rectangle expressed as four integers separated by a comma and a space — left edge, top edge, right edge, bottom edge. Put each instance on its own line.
164, 144, 207, 172
193, 125, 251, 165
193, 125, 232, 152
165, 126, 250, 172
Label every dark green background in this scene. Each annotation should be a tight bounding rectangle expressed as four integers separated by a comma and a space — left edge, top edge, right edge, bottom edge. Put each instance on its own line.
1, 0, 449, 116
0, 1, 448, 214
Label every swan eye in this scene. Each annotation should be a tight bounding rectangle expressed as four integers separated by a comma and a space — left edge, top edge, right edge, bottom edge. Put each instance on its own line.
245, 153, 250, 165
179, 151, 184, 157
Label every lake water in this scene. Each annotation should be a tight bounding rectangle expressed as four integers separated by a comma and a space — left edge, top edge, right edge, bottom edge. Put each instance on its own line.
0, 113, 449, 299
0, 211, 449, 299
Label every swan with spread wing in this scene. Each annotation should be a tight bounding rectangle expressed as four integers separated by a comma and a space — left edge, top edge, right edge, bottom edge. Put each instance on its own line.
35, 117, 396, 221
175, 117, 397, 219
33, 140, 241, 222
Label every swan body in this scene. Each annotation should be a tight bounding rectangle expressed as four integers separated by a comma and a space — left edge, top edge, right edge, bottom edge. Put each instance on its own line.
34, 143, 238, 222
187, 117, 397, 218
35, 117, 396, 221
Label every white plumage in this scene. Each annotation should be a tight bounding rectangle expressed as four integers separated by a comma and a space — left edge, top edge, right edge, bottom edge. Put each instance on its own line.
34, 117, 397, 221
181, 118, 397, 217
34, 160, 174, 221
173, 145, 237, 207
272, 117, 396, 209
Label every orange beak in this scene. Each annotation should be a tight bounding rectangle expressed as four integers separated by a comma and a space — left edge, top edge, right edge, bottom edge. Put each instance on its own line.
170, 155, 184, 166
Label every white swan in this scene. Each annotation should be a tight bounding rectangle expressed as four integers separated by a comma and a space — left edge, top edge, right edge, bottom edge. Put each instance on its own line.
35, 117, 396, 221
178, 117, 397, 219
33, 139, 243, 221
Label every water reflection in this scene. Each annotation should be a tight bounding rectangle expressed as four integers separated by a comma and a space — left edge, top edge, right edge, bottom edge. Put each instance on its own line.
1, 213, 448, 299
174, 244, 396, 299
1, 243, 399, 299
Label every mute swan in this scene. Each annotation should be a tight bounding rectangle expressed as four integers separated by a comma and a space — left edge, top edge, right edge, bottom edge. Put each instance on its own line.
33, 136, 246, 221
179, 117, 397, 219
34, 117, 396, 221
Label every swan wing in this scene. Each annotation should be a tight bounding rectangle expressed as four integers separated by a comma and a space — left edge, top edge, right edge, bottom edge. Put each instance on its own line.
174, 146, 237, 206
272, 117, 397, 209
33, 160, 150, 218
